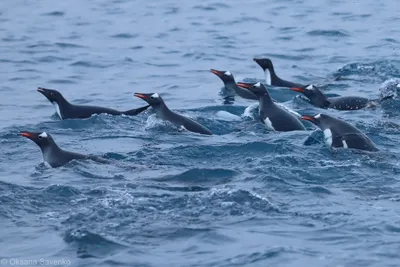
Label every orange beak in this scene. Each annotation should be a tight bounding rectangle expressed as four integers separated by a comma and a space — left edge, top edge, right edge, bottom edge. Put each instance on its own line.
236, 82, 252, 89
134, 93, 148, 99
291, 87, 305, 93
301, 115, 314, 121
20, 132, 35, 139
210, 69, 222, 76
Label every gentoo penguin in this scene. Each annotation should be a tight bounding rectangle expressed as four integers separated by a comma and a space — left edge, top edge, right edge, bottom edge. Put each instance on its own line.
301, 113, 378, 152
236, 82, 305, 131
210, 69, 258, 100
253, 58, 304, 88
37, 87, 150, 119
134, 93, 213, 135
291, 84, 392, 110
20, 131, 107, 167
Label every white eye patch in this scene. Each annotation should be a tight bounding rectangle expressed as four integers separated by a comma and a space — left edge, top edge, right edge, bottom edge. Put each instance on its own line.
151, 93, 159, 98
254, 82, 261, 87
39, 132, 48, 138
314, 114, 321, 119
224, 71, 232, 76
306, 84, 314, 90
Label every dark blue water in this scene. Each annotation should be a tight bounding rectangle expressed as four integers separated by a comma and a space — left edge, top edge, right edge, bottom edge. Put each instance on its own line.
1, 0, 400, 266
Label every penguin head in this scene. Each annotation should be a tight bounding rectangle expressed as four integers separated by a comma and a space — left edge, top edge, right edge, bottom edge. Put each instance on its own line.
253, 58, 274, 72
20, 131, 55, 149
236, 82, 268, 97
134, 92, 164, 106
210, 69, 235, 84
291, 84, 330, 108
37, 87, 66, 104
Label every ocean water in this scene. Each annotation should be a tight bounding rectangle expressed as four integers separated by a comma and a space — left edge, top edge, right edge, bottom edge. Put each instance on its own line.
1, 0, 400, 266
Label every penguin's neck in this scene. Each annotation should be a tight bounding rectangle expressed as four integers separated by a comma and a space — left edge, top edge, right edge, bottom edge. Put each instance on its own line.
311, 92, 331, 108
258, 93, 274, 113
155, 102, 173, 120
224, 78, 237, 90
259, 93, 274, 106
52, 96, 71, 119
264, 68, 280, 86
40, 143, 62, 164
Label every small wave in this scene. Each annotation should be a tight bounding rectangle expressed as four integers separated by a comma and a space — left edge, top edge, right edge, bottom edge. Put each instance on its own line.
333, 60, 400, 83
157, 168, 239, 184
243, 102, 259, 119
130, 45, 144, 50
42, 11, 65, 16
35, 55, 70, 63
69, 61, 113, 68
0, 59, 36, 65
110, 33, 138, 39
379, 78, 400, 98
215, 111, 241, 121
63, 228, 127, 259
144, 62, 180, 68
41, 184, 81, 197
47, 79, 77, 84
209, 188, 280, 214
307, 29, 349, 37
164, 7, 180, 15
55, 42, 85, 49
74, 165, 125, 180
382, 38, 398, 44
306, 185, 334, 195
193, 5, 217, 11
217, 247, 287, 266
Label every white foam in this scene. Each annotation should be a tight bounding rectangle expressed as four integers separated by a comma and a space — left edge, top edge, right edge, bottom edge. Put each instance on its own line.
52, 102, 62, 119
215, 111, 241, 121
323, 129, 333, 146
144, 114, 172, 130
43, 161, 52, 168
243, 102, 259, 119
178, 125, 187, 132
264, 69, 271, 85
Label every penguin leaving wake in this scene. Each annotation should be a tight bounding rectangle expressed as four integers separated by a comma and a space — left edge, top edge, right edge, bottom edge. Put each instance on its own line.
301, 113, 379, 152
37, 87, 150, 120
291, 84, 394, 110
237, 82, 305, 132
210, 69, 258, 100
134, 92, 213, 135
20, 131, 108, 167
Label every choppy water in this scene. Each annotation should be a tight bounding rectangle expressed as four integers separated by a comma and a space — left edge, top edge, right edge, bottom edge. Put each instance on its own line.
1, 0, 400, 266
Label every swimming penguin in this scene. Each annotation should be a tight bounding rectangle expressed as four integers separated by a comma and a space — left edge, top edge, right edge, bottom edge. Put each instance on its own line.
37, 87, 150, 119
236, 82, 305, 131
301, 113, 378, 152
253, 58, 305, 88
210, 69, 258, 100
20, 131, 107, 167
134, 93, 213, 135
291, 84, 393, 110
